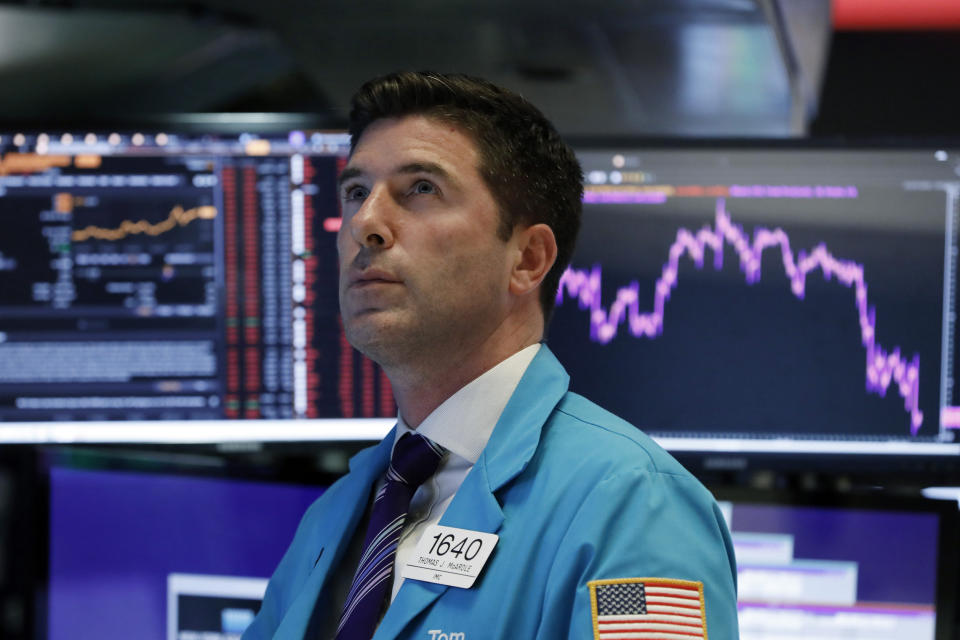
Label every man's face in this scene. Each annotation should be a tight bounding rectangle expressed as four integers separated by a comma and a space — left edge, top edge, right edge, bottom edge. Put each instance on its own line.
337, 115, 515, 369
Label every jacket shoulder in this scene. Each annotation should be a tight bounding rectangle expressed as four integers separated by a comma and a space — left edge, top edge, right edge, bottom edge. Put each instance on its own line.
547, 391, 694, 478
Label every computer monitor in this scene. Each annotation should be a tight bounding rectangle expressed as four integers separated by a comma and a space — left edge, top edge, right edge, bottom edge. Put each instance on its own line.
713, 488, 958, 640
45, 457, 323, 640
43, 458, 959, 640
550, 144, 960, 470
0, 127, 395, 442
4, 131, 960, 472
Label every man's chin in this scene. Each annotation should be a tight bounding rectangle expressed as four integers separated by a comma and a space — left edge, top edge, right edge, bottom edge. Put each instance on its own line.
343, 314, 408, 359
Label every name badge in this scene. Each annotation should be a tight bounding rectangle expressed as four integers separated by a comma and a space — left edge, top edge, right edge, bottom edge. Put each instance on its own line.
403, 525, 499, 589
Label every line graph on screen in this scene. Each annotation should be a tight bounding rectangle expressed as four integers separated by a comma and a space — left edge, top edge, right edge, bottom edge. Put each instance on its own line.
556, 198, 925, 434
72, 205, 217, 242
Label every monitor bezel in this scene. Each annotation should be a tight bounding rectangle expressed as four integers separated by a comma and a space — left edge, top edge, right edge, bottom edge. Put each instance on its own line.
1, 127, 959, 480
559, 137, 960, 478
710, 485, 960, 640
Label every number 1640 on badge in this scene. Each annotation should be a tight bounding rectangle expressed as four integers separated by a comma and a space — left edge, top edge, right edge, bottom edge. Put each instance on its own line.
403, 525, 499, 589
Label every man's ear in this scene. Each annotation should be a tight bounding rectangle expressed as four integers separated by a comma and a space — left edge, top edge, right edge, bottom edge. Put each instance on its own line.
509, 223, 558, 296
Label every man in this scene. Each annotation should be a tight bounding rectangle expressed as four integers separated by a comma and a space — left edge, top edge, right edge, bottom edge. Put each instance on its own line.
244, 71, 739, 640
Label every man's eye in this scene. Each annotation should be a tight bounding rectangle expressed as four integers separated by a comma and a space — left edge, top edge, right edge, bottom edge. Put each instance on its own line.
411, 180, 437, 195
343, 185, 369, 201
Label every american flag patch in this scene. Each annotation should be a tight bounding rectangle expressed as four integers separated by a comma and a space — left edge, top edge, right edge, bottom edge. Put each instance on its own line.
589, 578, 707, 640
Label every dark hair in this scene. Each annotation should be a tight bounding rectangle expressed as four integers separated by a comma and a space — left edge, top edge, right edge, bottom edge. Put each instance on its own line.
349, 71, 583, 321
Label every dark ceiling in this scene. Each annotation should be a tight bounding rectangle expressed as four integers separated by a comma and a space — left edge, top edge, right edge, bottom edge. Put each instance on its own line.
0, 0, 836, 136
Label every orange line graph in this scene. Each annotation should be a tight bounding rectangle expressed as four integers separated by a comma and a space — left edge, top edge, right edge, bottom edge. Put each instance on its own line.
72, 205, 217, 242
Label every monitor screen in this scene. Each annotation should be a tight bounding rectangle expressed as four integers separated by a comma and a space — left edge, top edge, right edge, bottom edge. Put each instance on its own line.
0, 128, 395, 442
46, 462, 323, 640
44, 462, 958, 640
715, 489, 958, 640
4, 132, 960, 464
550, 145, 960, 460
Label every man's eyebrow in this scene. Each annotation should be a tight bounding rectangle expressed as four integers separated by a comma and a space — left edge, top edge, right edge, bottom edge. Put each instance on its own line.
338, 166, 363, 189
395, 161, 451, 181
337, 161, 457, 190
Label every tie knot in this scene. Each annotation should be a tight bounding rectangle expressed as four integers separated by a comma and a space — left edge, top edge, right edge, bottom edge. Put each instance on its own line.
387, 432, 445, 489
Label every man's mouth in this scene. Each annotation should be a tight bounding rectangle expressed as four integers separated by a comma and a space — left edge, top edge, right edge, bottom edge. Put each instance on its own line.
350, 269, 401, 287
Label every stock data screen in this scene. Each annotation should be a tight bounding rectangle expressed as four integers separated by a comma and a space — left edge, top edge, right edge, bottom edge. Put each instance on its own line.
2, 133, 960, 456
0, 131, 396, 437
549, 147, 960, 455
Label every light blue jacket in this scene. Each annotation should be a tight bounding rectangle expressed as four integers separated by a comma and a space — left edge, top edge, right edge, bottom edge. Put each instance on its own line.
244, 346, 739, 639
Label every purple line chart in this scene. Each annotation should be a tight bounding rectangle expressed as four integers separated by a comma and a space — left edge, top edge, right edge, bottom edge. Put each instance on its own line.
557, 198, 923, 435
547, 148, 960, 453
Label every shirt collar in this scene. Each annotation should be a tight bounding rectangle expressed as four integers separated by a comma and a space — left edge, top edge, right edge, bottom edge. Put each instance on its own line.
394, 343, 541, 464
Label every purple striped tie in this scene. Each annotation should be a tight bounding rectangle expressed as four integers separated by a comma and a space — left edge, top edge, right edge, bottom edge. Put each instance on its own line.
335, 432, 445, 640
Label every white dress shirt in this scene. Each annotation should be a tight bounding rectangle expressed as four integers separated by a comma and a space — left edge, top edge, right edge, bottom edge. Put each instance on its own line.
388, 343, 540, 600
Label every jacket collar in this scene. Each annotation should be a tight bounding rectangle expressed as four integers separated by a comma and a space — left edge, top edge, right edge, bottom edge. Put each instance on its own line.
349, 425, 397, 476
273, 429, 397, 640
374, 345, 569, 639
477, 344, 569, 492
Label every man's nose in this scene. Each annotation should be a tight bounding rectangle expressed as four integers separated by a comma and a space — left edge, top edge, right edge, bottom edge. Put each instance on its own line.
349, 187, 395, 249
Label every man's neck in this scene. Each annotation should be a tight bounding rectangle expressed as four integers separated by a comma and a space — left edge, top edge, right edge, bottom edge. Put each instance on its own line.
388, 329, 542, 428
